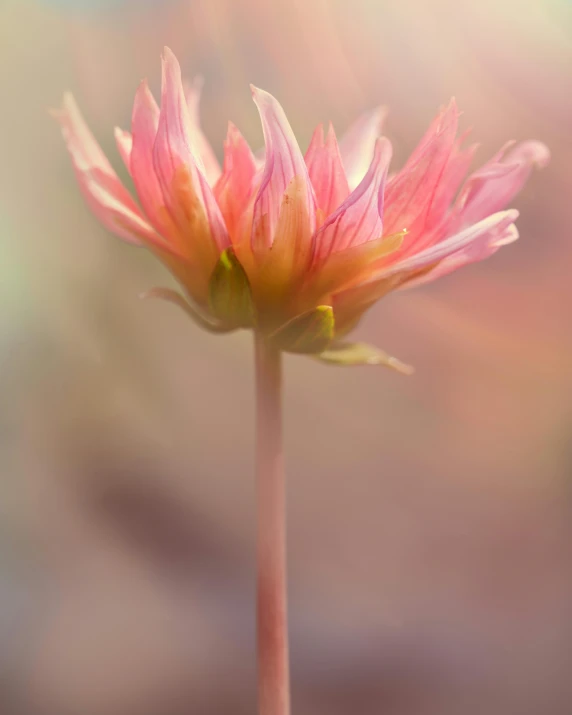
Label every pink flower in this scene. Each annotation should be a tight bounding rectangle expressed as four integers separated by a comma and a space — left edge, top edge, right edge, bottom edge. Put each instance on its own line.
54, 48, 548, 370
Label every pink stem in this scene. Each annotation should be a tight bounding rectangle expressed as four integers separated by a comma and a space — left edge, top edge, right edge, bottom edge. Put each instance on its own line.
255, 334, 290, 715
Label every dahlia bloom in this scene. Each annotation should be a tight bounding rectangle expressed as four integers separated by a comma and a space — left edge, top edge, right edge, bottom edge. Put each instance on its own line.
54, 48, 548, 370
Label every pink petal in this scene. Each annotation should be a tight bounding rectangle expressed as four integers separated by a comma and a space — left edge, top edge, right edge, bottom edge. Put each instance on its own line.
401, 222, 519, 289
184, 76, 222, 186
131, 79, 177, 240
305, 123, 350, 217
214, 121, 258, 237
383, 209, 519, 277
383, 100, 459, 240
312, 137, 392, 261
451, 140, 550, 229
114, 127, 132, 171
53, 93, 162, 247
423, 134, 478, 233
153, 47, 229, 251
251, 86, 316, 249
338, 106, 386, 190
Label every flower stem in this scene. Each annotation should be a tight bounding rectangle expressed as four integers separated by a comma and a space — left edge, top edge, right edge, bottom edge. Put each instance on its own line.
254, 334, 290, 715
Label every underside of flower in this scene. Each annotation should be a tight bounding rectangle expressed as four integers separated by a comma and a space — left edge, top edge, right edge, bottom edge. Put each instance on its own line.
53, 47, 549, 370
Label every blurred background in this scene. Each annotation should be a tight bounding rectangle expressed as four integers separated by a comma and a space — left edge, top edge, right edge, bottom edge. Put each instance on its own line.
1, 0, 571, 713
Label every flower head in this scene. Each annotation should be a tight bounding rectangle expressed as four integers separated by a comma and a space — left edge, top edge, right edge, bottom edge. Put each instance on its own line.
54, 48, 549, 371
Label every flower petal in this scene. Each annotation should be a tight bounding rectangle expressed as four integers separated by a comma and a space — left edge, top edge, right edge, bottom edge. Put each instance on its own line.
312, 137, 392, 261
131, 79, 178, 241
331, 273, 401, 335
423, 134, 478, 233
384, 209, 519, 277
304, 123, 350, 217
251, 86, 316, 249
306, 231, 404, 303
153, 47, 229, 254
451, 140, 550, 229
338, 106, 386, 190
53, 93, 162, 246
383, 100, 459, 241
114, 127, 132, 171
214, 122, 258, 239
400, 221, 519, 289
184, 75, 222, 186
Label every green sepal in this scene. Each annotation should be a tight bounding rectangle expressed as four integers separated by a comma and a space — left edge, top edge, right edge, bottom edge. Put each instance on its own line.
270, 305, 335, 354
208, 248, 255, 328
140, 287, 234, 334
315, 341, 414, 375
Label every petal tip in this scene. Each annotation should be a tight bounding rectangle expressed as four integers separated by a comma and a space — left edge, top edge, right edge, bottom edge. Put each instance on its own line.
527, 141, 551, 169
373, 135, 393, 165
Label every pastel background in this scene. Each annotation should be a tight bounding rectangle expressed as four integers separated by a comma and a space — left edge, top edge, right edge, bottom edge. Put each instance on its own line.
0, 0, 571, 713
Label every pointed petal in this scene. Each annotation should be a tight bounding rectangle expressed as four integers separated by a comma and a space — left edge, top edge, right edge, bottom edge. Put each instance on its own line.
131, 79, 179, 241
423, 136, 478, 233
214, 122, 258, 238
383, 100, 459, 240
53, 93, 162, 246
184, 75, 222, 185
153, 47, 229, 256
313, 137, 392, 261
452, 140, 550, 228
114, 127, 132, 171
251, 86, 316, 249
338, 106, 387, 190
305, 123, 350, 217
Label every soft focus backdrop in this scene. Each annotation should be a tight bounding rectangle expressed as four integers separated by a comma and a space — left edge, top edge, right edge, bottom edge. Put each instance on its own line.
1, 1, 571, 713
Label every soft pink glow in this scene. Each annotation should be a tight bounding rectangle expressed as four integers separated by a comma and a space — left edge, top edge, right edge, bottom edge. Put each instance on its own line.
54, 47, 548, 339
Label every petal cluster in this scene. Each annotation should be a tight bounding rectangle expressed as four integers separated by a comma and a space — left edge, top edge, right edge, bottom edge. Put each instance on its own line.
54, 48, 548, 366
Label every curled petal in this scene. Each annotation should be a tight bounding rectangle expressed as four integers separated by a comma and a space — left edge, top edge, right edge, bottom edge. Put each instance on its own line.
184, 76, 222, 185
313, 137, 392, 261
214, 122, 258, 239
452, 140, 550, 228
305, 123, 350, 217
400, 222, 519, 289
251, 86, 316, 249
338, 106, 386, 190
384, 209, 519, 277
153, 47, 229, 254
383, 100, 459, 239
53, 93, 162, 246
